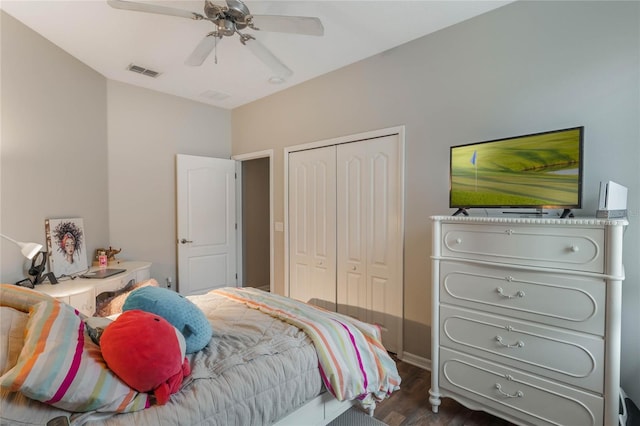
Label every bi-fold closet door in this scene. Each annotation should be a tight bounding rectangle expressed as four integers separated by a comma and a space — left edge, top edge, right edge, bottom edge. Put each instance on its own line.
289, 146, 337, 312
288, 134, 402, 353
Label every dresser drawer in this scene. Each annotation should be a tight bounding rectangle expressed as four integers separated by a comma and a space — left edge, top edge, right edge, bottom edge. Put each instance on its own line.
439, 261, 606, 335
441, 223, 604, 272
440, 348, 604, 426
440, 305, 604, 393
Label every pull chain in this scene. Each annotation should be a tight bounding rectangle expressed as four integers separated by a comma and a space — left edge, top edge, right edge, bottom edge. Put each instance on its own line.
214, 36, 218, 64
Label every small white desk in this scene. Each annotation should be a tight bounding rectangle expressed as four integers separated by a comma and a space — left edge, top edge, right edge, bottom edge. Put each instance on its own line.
37, 261, 152, 316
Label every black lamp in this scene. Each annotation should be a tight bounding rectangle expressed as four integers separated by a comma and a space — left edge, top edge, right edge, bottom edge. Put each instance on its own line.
1, 233, 57, 287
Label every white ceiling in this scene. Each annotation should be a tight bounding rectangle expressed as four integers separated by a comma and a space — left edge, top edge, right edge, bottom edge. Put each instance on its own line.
1, 0, 512, 109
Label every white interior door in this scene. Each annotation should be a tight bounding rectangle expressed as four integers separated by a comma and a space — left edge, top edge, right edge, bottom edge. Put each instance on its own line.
177, 154, 236, 296
336, 135, 402, 353
288, 146, 337, 310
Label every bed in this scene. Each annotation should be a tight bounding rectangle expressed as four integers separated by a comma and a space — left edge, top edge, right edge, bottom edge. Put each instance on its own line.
0, 284, 400, 426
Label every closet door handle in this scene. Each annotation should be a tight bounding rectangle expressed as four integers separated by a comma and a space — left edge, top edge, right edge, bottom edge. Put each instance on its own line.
180, 238, 193, 244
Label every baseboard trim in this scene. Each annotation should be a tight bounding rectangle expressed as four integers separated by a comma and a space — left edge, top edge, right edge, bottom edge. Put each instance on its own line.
398, 352, 431, 371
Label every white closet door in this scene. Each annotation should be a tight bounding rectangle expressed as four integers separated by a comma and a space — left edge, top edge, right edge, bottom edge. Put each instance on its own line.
336, 135, 402, 353
288, 146, 337, 310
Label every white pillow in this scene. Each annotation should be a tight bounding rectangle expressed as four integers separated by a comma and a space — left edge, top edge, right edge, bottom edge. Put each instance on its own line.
0, 306, 29, 375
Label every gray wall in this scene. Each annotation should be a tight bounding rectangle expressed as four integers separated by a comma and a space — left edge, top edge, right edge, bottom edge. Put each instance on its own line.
0, 11, 232, 291
1, 11, 109, 277
107, 81, 231, 288
232, 1, 640, 401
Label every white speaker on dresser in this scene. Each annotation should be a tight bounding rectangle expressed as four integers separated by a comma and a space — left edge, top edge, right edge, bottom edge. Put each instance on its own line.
597, 180, 628, 218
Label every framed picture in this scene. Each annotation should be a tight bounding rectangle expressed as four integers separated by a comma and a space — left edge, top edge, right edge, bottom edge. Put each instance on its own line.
45, 218, 89, 277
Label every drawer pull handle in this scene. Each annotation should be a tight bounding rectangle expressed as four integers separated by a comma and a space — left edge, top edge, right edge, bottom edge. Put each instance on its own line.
495, 383, 523, 398
495, 335, 524, 348
496, 287, 525, 299
455, 238, 462, 244
570, 245, 580, 252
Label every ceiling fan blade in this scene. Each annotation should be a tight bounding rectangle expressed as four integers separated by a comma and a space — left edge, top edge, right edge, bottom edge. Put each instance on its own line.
250, 15, 324, 36
185, 35, 218, 66
244, 38, 293, 78
107, 0, 205, 20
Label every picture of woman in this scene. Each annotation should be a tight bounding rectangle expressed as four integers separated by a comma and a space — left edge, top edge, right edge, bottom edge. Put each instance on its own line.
46, 218, 88, 277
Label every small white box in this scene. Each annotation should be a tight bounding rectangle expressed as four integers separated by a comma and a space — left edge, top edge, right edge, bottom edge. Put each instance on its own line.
598, 181, 628, 211
596, 209, 627, 219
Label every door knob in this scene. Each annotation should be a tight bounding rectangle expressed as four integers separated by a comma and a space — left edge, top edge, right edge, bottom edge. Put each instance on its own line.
180, 238, 193, 244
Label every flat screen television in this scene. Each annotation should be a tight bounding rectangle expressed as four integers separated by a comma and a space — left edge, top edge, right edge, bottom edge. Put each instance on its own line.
449, 126, 584, 217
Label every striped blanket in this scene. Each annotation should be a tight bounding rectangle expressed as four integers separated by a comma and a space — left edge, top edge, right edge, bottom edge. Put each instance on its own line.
212, 287, 401, 412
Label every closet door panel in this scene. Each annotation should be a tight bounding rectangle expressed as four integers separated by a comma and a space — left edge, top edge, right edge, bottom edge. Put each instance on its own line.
345, 157, 364, 262
341, 269, 367, 322
370, 275, 396, 342
371, 152, 390, 265
336, 150, 368, 320
288, 146, 337, 311
337, 143, 368, 321
367, 136, 402, 353
337, 135, 402, 352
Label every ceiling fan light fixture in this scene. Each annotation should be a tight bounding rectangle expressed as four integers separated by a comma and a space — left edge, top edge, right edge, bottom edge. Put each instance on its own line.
112, 0, 322, 80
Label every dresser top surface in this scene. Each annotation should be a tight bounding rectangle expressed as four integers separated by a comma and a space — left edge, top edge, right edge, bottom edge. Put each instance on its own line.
431, 215, 628, 226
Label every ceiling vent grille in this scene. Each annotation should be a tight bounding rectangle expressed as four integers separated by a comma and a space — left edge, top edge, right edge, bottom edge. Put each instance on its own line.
127, 64, 161, 78
200, 90, 230, 101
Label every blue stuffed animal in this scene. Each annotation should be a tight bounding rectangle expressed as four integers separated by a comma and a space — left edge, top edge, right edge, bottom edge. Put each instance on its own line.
123, 286, 212, 353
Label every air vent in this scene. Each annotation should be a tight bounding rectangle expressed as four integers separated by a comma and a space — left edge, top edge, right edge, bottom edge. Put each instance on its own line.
127, 64, 161, 78
200, 90, 230, 101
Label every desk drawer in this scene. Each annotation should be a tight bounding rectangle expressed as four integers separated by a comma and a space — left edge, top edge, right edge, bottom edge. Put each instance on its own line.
439, 261, 605, 335
68, 292, 95, 317
441, 223, 604, 272
440, 348, 603, 426
440, 305, 604, 393
93, 272, 136, 295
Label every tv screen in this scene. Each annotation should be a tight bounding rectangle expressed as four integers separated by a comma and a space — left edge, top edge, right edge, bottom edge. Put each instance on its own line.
449, 126, 584, 212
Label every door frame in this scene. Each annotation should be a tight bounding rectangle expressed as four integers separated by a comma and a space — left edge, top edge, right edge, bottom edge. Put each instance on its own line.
232, 149, 275, 293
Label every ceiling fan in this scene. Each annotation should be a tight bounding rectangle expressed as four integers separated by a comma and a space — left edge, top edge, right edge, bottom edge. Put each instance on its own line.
107, 0, 324, 78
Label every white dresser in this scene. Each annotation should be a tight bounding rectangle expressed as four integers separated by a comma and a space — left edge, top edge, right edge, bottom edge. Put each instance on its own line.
428, 216, 627, 426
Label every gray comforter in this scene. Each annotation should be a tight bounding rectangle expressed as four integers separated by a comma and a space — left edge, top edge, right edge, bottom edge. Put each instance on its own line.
1, 291, 324, 426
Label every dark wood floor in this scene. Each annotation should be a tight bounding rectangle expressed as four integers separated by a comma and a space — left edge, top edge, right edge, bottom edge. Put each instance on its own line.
373, 358, 516, 426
